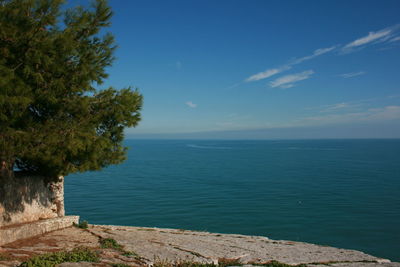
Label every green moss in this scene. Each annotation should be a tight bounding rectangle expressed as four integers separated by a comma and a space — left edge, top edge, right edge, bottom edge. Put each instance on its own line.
217, 258, 243, 267
19, 247, 99, 267
73, 220, 89, 229
122, 251, 139, 258
100, 238, 123, 250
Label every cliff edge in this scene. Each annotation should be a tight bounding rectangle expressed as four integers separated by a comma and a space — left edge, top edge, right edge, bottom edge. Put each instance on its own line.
1, 225, 399, 267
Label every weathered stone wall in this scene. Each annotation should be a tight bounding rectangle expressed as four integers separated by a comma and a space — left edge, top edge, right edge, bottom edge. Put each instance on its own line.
0, 173, 64, 227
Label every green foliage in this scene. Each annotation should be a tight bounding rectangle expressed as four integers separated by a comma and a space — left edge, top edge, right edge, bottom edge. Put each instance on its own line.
19, 247, 99, 267
121, 250, 139, 258
217, 258, 242, 267
73, 220, 89, 229
100, 238, 122, 250
0, 0, 142, 176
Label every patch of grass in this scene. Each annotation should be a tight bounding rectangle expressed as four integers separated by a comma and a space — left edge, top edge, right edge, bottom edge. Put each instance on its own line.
217, 257, 242, 267
100, 238, 123, 250
122, 251, 139, 258
73, 220, 89, 229
19, 247, 99, 267
99, 239, 142, 263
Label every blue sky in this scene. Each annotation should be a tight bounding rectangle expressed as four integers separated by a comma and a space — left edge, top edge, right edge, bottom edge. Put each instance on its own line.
91, 0, 400, 139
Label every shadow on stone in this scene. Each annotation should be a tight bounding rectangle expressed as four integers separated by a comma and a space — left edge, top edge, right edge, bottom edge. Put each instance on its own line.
0, 172, 64, 227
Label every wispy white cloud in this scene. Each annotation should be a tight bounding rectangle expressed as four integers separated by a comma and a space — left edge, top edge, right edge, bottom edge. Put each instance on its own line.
185, 101, 197, 108
243, 25, 398, 87
367, 106, 400, 120
280, 84, 295, 89
246, 65, 291, 82
342, 25, 400, 53
388, 94, 400, 99
245, 46, 334, 82
324, 102, 351, 111
389, 36, 400, 43
319, 102, 363, 113
340, 71, 366, 78
300, 105, 400, 125
345, 30, 391, 48
245, 105, 400, 130
270, 70, 314, 88
291, 46, 336, 64
307, 95, 398, 112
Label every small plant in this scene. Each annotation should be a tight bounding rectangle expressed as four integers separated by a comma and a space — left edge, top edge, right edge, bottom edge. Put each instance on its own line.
217, 257, 242, 267
122, 251, 139, 258
100, 238, 123, 250
73, 220, 89, 229
19, 247, 99, 267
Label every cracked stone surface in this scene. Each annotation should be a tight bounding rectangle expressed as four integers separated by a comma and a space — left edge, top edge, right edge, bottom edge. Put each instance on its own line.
89, 225, 398, 266
1, 225, 399, 266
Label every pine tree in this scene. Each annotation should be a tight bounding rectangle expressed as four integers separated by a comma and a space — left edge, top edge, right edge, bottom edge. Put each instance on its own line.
0, 0, 142, 177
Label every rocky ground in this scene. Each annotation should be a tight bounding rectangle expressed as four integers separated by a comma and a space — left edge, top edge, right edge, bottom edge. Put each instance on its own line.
0, 225, 399, 267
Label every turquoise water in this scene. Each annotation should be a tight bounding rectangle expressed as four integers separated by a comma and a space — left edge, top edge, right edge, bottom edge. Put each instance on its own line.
65, 139, 400, 261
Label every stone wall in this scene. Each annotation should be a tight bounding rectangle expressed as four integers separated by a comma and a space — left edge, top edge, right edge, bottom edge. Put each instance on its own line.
0, 173, 64, 227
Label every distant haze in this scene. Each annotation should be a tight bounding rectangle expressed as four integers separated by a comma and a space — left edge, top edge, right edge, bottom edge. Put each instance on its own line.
127, 120, 400, 140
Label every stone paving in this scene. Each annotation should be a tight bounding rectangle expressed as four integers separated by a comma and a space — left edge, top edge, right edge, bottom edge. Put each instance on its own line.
0, 225, 399, 267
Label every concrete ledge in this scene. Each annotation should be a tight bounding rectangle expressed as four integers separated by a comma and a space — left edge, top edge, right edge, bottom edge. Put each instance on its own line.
0, 216, 79, 246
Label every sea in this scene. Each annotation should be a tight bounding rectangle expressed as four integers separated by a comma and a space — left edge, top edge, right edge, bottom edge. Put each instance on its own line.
65, 139, 400, 261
